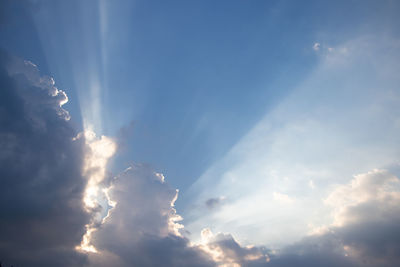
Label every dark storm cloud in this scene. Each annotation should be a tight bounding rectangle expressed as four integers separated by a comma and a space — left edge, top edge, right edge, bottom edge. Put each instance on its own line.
0, 52, 89, 267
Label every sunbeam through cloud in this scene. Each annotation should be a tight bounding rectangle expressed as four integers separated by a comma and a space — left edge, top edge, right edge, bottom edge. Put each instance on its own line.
1, 1, 400, 266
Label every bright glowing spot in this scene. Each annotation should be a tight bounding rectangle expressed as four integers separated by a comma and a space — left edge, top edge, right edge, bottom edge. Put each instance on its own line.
101, 186, 117, 224
76, 130, 117, 253
76, 225, 98, 253
82, 130, 116, 212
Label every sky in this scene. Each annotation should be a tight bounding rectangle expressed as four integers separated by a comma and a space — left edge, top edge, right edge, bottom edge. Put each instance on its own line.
1, 1, 400, 267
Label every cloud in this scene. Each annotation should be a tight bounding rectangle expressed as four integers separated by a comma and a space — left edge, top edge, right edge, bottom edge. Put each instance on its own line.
205, 196, 226, 209
86, 164, 400, 267
323, 169, 400, 266
0, 52, 89, 266
325, 169, 400, 226
268, 169, 400, 267
268, 232, 358, 267
87, 164, 279, 267
313, 42, 321, 51
88, 165, 215, 267
199, 228, 270, 267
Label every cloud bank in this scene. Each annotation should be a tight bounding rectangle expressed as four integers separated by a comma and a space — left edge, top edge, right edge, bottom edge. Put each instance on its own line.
0, 52, 88, 266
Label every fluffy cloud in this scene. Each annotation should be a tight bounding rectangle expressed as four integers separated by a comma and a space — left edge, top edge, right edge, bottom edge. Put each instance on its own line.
0, 52, 89, 266
324, 169, 400, 266
88, 164, 215, 267
199, 228, 270, 267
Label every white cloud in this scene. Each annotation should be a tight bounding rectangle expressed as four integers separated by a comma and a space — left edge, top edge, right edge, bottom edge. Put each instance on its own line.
313, 42, 321, 51
87, 165, 214, 266
76, 130, 117, 253
199, 228, 270, 266
325, 169, 400, 227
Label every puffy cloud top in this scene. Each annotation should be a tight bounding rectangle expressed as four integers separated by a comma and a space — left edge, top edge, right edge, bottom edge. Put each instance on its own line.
89, 164, 215, 267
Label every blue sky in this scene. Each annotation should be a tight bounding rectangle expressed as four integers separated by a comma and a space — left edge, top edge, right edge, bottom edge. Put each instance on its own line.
3, 0, 398, 193
1, 1, 400, 266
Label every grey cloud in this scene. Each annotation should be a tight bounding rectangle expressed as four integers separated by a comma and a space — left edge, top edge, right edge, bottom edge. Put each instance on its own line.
0, 52, 89, 267
268, 232, 358, 267
205, 196, 226, 210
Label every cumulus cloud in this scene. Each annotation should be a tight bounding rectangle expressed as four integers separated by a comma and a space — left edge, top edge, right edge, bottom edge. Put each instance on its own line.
325, 169, 400, 226
0, 52, 89, 266
323, 169, 400, 266
199, 228, 270, 267
88, 164, 215, 267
